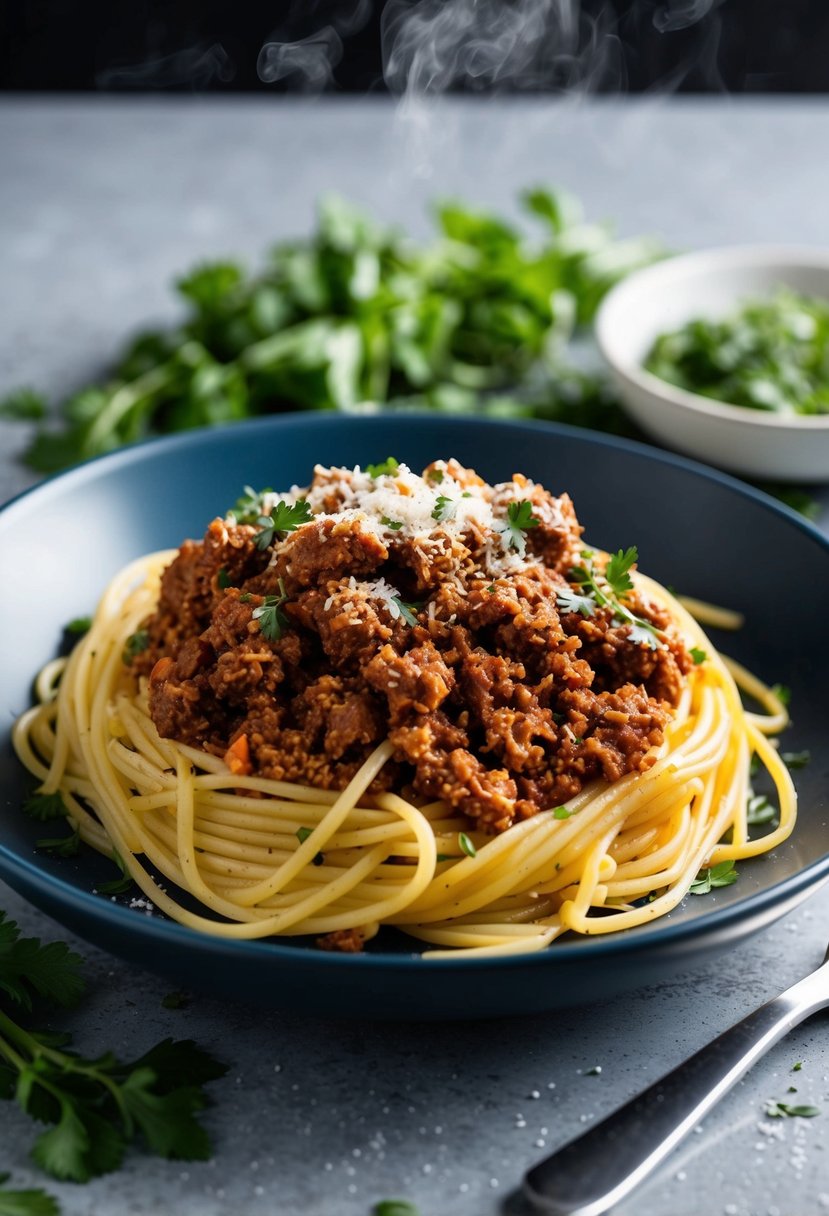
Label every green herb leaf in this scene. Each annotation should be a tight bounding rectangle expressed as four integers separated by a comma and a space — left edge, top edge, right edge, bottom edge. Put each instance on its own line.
217, 567, 233, 590
552, 806, 572, 820
604, 547, 637, 599
296, 827, 314, 845
556, 587, 596, 618
122, 629, 149, 666
373, 1202, 420, 1216
458, 832, 477, 858
391, 598, 421, 627
254, 500, 313, 550
792, 1061, 803, 1071
22, 792, 67, 823
366, 457, 399, 479
35, 826, 81, 859
689, 647, 707, 665
251, 578, 290, 642
227, 485, 273, 526
781, 749, 811, 770
746, 793, 777, 826
161, 991, 191, 1011
771, 683, 792, 707
95, 850, 134, 896
0, 388, 48, 421
64, 616, 92, 635
503, 500, 540, 554
0, 911, 85, 1010
431, 495, 456, 523
690, 859, 738, 895
381, 516, 403, 531
0, 1175, 60, 1216
765, 1100, 820, 1119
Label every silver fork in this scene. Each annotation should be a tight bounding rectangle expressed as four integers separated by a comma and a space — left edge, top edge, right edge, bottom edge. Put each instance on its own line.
523, 944, 829, 1216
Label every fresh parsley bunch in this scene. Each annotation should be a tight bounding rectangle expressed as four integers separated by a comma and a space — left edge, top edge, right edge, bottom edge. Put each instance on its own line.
2, 190, 657, 472
0, 911, 227, 1188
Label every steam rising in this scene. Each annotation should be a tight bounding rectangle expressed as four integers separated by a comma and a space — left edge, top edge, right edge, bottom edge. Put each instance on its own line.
258, 0, 373, 88
97, 43, 234, 89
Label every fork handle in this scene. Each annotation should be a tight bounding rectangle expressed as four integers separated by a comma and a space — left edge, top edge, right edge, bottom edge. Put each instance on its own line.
523, 965, 829, 1216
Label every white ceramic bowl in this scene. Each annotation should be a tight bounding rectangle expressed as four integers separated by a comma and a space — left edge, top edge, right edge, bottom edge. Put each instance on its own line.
596, 246, 829, 481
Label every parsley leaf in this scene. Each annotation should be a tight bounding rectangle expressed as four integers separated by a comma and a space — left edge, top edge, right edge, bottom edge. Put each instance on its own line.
431, 495, 456, 523
95, 850, 134, 896
390, 598, 421, 627
771, 683, 791, 707
556, 588, 596, 618
746, 793, 777, 826
781, 749, 810, 770
254, 500, 312, 550
0, 1174, 60, 1216
765, 1101, 820, 1119
35, 826, 81, 859
690, 859, 738, 895
0, 388, 47, 421
217, 567, 233, 590
458, 832, 477, 858
227, 485, 273, 526
689, 647, 707, 665
64, 616, 92, 635
366, 457, 399, 479
251, 578, 290, 642
604, 546, 637, 598
373, 1203, 420, 1216
381, 516, 403, 531
503, 500, 540, 554
122, 629, 149, 666
22, 792, 67, 823
553, 806, 572, 819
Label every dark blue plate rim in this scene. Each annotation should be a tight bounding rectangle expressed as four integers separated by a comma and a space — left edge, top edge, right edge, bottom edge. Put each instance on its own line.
2, 411, 828, 970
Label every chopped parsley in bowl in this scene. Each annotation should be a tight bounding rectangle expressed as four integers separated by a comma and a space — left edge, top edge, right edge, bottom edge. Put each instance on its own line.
595, 246, 829, 481
645, 288, 829, 417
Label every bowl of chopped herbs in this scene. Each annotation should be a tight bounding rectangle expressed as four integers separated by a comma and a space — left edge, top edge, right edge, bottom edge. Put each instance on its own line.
596, 246, 829, 480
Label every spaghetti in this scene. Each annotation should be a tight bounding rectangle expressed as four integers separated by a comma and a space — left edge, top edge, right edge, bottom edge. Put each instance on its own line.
12, 463, 797, 958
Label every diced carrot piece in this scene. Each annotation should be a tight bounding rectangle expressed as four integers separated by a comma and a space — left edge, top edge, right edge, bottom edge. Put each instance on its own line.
224, 733, 251, 776
149, 656, 173, 684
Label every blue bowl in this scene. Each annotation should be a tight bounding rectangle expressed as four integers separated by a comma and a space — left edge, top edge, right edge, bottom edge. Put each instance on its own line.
2, 414, 827, 1018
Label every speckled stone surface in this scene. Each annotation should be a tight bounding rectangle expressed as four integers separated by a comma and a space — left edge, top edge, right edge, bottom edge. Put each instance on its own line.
1, 98, 829, 1216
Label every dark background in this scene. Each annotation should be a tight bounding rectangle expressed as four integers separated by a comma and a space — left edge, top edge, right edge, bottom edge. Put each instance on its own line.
2, 0, 829, 93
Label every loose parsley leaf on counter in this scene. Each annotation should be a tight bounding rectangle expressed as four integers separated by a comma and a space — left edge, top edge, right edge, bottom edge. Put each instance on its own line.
765, 1100, 820, 1119
690, 859, 738, 895
0, 1173, 60, 1216
373, 1200, 420, 1216
0, 911, 227, 1184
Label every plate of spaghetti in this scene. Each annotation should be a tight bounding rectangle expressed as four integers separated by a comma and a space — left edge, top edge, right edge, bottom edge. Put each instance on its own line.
2, 415, 827, 1017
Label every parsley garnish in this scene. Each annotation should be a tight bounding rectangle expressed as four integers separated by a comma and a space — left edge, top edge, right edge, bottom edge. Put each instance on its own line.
746, 793, 777, 826
458, 832, 477, 858
227, 485, 273, 525
765, 1101, 820, 1119
390, 598, 421, 627
689, 647, 707, 665
0, 910, 227, 1183
254, 499, 313, 550
366, 457, 399, 479
793, 1061, 803, 1071
556, 587, 596, 618
373, 1202, 420, 1216
122, 629, 149, 665
217, 567, 233, 589
95, 850, 134, 896
690, 859, 738, 894
427, 469, 444, 484
22, 791, 67, 822
381, 516, 403, 531
771, 683, 791, 707
781, 750, 810, 770
0, 1173, 59, 1215
251, 578, 290, 642
35, 825, 81, 858
65, 616, 92, 635
604, 547, 637, 598
296, 827, 313, 844
431, 495, 456, 523
553, 806, 572, 819
503, 500, 540, 554
567, 547, 661, 649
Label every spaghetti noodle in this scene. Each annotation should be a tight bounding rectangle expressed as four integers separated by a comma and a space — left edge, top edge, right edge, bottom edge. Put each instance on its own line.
12, 462, 796, 957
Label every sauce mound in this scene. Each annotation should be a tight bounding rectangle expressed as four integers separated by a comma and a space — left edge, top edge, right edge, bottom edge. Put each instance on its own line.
136, 459, 691, 832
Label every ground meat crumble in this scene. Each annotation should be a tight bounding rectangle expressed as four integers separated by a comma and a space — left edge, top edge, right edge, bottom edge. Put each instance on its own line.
135, 459, 692, 834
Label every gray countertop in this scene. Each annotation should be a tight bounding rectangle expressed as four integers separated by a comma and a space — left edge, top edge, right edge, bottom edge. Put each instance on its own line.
1, 97, 829, 1216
